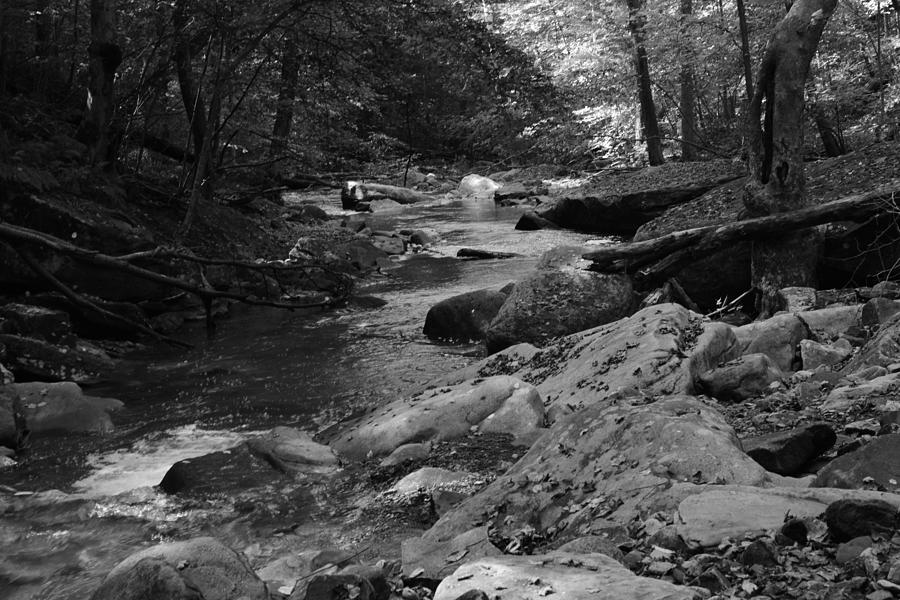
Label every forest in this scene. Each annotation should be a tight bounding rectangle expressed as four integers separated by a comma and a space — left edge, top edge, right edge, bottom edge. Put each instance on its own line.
2, 1, 900, 600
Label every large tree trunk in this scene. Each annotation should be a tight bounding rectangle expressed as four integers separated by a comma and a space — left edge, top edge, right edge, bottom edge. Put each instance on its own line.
269, 29, 299, 159
743, 0, 837, 316
79, 0, 121, 168
625, 0, 664, 166
679, 0, 697, 161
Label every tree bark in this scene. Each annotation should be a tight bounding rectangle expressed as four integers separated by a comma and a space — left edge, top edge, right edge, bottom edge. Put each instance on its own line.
79, 0, 121, 168
679, 0, 698, 161
269, 29, 300, 159
625, 0, 664, 165
736, 0, 754, 101
743, 0, 837, 315
811, 104, 846, 157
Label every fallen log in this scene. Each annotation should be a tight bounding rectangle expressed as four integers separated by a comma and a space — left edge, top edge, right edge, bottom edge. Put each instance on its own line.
584, 184, 900, 287
341, 181, 431, 209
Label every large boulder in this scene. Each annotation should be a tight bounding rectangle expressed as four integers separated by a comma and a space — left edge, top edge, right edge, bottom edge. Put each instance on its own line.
413, 395, 771, 551
813, 433, 900, 492
423, 288, 510, 342
733, 313, 811, 372
696, 353, 784, 402
844, 311, 900, 373
159, 443, 286, 495
484, 264, 635, 354
441, 303, 740, 414
433, 552, 702, 600
742, 422, 836, 475
12, 381, 122, 434
330, 376, 542, 460
0, 303, 73, 343
90, 537, 267, 600
458, 174, 501, 197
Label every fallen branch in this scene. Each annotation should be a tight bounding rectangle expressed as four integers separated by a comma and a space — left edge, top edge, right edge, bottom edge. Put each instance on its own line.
584, 184, 900, 281
0, 221, 351, 311
341, 181, 431, 208
7, 243, 192, 348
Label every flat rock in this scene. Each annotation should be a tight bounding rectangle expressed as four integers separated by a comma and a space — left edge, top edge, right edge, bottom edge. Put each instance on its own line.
433, 552, 702, 600
159, 443, 286, 495
798, 305, 863, 341
379, 442, 431, 467
91, 537, 267, 600
801, 338, 852, 370
742, 422, 836, 475
813, 433, 900, 492
456, 248, 520, 259
331, 376, 541, 460
414, 395, 770, 549
12, 381, 122, 434
675, 486, 900, 548
247, 426, 339, 474
821, 373, 900, 412
401, 526, 501, 580
697, 353, 784, 402
478, 386, 545, 436
370, 233, 405, 255
441, 303, 740, 413
387, 467, 482, 498
0, 334, 114, 383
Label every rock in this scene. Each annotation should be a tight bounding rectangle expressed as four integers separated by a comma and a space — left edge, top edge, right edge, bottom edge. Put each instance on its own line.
697, 353, 784, 402
28, 292, 149, 339
456, 248, 520, 259
835, 536, 875, 564
742, 422, 836, 475
339, 240, 391, 270
0, 334, 113, 383
365, 199, 404, 213
813, 434, 900, 492
296, 573, 376, 600
0, 362, 12, 384
91, 537, 267, 600
247, 426, 339, 474
440, 303, 739, 414
555, 536, 625, 562
862, 297, 900, 328
514, 210, 561, 231
401, 526, 501, 580
286, 204, 329, 222
845, 311, 900, 373
432, 552, 701, 600
478, 387, 545, 436
370, 233, 405, 255
741, 540, 777, 567
414, 396, 770, 550
675, 486, 900, 548
408, 229, 438, 246
458, 174, 500, 197
799, 305, 863, 341
12, 381, 122, 434
492, 182, 530, 201
779, 287, 817, 312
801, 338, 853, 370
0, 303, 73, 343
388, 467, 482, 499
159, 443, 286, 495
379, 442, 431, 467
484, 269, 635, 354
824, 499, 900, 542
331, 376, 541, 460
733, 313, 811, 372
821, 373, 900, 412
423, 289, 509, 342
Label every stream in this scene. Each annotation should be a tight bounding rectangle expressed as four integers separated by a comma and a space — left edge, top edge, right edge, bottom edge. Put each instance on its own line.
0, 192, 610, 600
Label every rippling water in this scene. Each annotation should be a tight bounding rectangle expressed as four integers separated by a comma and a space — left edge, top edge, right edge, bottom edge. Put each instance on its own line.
0, 191, 613, 599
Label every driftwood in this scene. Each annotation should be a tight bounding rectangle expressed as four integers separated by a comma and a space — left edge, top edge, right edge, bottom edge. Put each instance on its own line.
341, 181, 431, 208
0, 222, 353, 323
584, 184, 900, 288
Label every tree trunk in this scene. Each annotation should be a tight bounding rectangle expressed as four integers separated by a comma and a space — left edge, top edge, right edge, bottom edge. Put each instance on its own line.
811, 104, 846, 157
680, 0, 697, 161
79, 0, 121, 168
736, 0, 754, 101
625, 0, 664, 166
269, 29, 299, 159
744, 0, 837, 315
172, 0, 207, 154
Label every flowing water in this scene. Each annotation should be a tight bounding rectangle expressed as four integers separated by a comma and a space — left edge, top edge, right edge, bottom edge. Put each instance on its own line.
0, 192, 612, 599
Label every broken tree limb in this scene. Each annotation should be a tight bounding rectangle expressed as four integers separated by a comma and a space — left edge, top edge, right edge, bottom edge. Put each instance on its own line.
0, 221, 351, 311
341, 181, 431, 208
7, 243, 192, 348
584, 184, 900, 279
